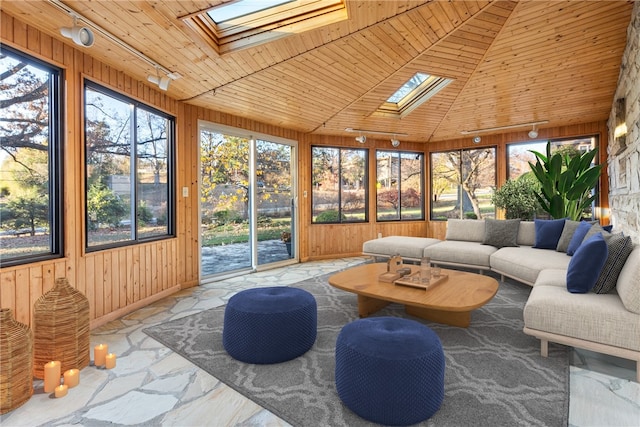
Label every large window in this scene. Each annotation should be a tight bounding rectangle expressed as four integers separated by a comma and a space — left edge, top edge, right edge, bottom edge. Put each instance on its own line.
0, 46, 63, 267
376, 150, 424, 221
312, 146, 367, 223
430, 147, 496, 220
507, 136, 597, 180
84, 82, 175, 249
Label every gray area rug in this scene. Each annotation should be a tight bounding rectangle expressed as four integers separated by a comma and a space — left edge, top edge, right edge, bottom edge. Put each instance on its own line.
143, 274, 569, 426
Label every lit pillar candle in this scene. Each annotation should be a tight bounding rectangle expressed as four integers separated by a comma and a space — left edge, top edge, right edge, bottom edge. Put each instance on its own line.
54, 384, 68, 398
44, 361, 61, 393
105, 353, 116, 369
94, 344, 108, 367
63, 369, 80, 388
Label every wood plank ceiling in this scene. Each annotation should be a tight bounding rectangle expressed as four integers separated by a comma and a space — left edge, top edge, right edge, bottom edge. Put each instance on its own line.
2, 0, 633, 143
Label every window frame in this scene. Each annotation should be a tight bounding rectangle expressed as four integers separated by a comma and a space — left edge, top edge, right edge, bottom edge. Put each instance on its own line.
83, 80, 176, 252
375, 149, 425, 222
311, 145, 369, 224
429, 146, 497, 221
0, 45, 64, 268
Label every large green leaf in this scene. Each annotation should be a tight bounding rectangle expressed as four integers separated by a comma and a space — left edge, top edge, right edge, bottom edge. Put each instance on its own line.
549, 195, 565, 219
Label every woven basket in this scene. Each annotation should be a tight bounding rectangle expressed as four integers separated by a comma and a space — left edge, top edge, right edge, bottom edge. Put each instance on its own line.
33, 278, 90, 379
0, 308, 33, 414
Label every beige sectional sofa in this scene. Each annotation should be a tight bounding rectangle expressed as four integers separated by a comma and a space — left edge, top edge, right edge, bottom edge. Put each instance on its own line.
362, 219, 640, 382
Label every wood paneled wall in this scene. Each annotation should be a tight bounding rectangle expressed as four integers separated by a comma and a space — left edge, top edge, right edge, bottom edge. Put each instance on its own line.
0, 11, 610, 329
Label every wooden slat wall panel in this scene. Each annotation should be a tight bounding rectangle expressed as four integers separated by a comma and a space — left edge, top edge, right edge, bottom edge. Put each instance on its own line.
0, 13, 186, 328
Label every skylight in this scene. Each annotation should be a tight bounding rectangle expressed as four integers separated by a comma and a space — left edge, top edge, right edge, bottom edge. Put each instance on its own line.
183, 0, 347, 55
377, 72, 453, 118
208, 0, 294, 24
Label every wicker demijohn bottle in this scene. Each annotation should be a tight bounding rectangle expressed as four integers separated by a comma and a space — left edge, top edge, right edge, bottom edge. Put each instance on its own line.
33, 278, 90, 378
0, 308, 34, 414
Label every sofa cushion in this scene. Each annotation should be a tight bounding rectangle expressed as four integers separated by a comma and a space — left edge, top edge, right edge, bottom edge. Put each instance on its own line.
490, 247, 571, 285
445, 219, 485, 243
516, 221, 536, 246
423, 241, 495, 269
616, 245, 640, 314
566, 233, 608, 294
482, 219, 520, 248
524, 284, 640, 352
556, 220, 596, 253
533, 218, 567, 249
362, 236, 441, 260
592, 234, 633, 294
582, 223, 610, 242
566, 221, 592, 255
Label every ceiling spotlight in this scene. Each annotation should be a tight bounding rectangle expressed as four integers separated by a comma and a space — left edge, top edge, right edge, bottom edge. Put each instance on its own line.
391, 137, 400, 147
473, 136, 481, 144
528, 125, 539, 139
148, 68, 171, 91
355, 135, 366, 144
60, 18, 94, 47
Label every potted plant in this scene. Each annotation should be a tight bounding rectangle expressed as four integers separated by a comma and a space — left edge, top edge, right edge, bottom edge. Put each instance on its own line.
281, 231, 292, 256
491, 176, 541, 220
528, 142, 602, 220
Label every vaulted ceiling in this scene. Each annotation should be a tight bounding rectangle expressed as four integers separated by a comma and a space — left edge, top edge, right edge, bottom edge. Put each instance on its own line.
2, 1, 633, 143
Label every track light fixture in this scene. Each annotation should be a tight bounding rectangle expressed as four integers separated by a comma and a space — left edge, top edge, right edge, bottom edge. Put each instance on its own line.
528, 124, 539, 139
473, 136, 481, 144
148, 67, 171, 91
345, 128, 408, 145
60, 17, 94, 47
391, 137, 400, 147
355, 135, 367, 144
461, 120, 548, 136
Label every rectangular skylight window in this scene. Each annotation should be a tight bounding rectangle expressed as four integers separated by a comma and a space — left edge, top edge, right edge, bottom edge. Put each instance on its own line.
377, 72, 453, 118
387, 72, 430, 103
207, 0, 294, 24
184, 0, 347, 55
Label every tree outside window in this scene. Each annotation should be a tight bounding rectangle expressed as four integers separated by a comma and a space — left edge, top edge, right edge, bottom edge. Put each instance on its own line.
376, 150, 424, 221
0, 46, 63, 267
85, 82, 174, 249
430, 148, 496, 220
312, 146, 367, 223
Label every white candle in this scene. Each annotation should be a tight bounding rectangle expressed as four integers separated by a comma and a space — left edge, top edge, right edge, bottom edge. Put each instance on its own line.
44, 361, 61, 393
63, 368, 79, 388
54, 384, 68, 398
94, 344, 108, 367
105, 353, 116, 369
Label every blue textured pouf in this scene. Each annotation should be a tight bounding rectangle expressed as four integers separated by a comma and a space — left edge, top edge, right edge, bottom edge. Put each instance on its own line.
335, 317, 445, 426
223, 287, 317, 364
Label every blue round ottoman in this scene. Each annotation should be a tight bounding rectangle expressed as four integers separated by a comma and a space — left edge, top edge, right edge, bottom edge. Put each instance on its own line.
223, 287, 317, 364
335, 317, 445, 426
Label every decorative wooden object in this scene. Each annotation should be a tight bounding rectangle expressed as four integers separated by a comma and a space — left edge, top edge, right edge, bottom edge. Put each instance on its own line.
0, 308, 34, 414
33, 278, 90, 378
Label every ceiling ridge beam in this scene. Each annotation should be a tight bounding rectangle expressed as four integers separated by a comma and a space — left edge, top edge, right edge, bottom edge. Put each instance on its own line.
427, 0, 520, 142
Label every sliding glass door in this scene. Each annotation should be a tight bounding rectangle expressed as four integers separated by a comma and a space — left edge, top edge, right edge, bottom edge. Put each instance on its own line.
199, 124, 296, 279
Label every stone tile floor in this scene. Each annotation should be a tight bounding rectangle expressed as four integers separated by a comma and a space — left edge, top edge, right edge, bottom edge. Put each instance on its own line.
2, 257, 639, 426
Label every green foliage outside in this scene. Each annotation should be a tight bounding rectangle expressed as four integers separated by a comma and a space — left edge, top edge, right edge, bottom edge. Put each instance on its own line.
1, 188, 49, 235
528, 142, 601, 220
86, 183, 128, 229
491, 175, 541, 220
314, 210, 347, 223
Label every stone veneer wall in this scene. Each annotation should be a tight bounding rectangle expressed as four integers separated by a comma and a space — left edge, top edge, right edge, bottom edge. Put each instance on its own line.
608, 2, 640, 244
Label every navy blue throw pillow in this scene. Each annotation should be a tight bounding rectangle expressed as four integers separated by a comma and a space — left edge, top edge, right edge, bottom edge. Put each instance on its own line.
566, 221, 593, 255
566, 233, 608, 293
533, 218, 567, 249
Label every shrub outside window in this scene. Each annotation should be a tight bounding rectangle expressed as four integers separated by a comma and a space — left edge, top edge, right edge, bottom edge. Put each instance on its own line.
312, 146, 367, 223
430, 147, 496, 220
0, 46, 63, 267
84, 82, 175, 249
376, 150, 424, 221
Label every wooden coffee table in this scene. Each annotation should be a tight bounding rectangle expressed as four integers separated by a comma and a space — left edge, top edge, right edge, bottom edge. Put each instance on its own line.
328, 263, 499, 327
